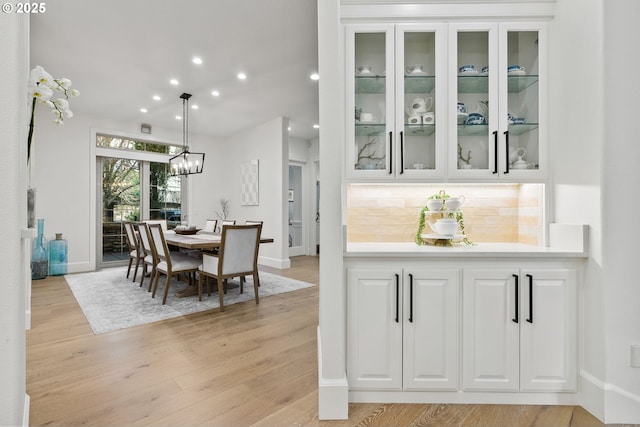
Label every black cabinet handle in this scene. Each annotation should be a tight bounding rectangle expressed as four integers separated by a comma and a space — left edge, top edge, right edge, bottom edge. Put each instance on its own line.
408, 273, 414, 323
526, 274, 533, 323
399, 131, 404, 175
512, 274, 519, 323
504, 130, 510, 174
395, 273, 399, 323
492, 131, 498, 174
389, 132, 393, 175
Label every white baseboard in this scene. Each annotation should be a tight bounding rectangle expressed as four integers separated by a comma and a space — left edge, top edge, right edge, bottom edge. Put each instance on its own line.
317, 326, 349, 420
23, 394, 29, 427
258, 256, 290, 269
580, 370, 640, 423
67, 261, 93, 274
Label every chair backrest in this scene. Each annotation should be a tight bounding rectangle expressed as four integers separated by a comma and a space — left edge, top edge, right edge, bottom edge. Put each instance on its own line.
136, 222, 153, 259
203, 219, 217, 233
147, 223, 171, 269
219, 224, 261, 276
123, 221, 138, 251
219, 219, 236, 233
144, 219, 168, 231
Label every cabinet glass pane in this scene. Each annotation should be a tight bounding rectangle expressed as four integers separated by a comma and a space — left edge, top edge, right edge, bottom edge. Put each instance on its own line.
456, 32, 490, 171
355, 33, 387, 170
507, 31, 539, 171
403, 32, 437, 171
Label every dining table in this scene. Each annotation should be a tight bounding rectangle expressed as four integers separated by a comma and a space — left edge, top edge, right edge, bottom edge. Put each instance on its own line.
163, 230, 274, 297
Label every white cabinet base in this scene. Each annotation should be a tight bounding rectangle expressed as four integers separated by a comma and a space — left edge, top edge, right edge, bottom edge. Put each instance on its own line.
349, 390, 579, 405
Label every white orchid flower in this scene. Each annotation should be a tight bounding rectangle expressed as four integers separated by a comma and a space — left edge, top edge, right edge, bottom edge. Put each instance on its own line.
30, 65, 53, 85
55, 78, 72, 89
54, 98, 69, 110
70, 89, 80, 97
29, 83, 53, 100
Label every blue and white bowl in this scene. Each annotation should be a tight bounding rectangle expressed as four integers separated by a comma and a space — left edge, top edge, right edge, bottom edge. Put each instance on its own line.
481, 65, 489, 74
511, 117, 527, 124
465, 113, 486, 125
507, 64, 526, 75
458, 64, 476, 74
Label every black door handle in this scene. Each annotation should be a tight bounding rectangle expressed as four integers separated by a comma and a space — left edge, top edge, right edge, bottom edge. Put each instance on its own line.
492, 131, 498, 174
408, 273, 413, 323
395, 273, 399, 323
389, 131, 393, 175
504, 130, 510, 174
512, 274, 519, 323
526, 274, 533, 323
399, 131, 404, 174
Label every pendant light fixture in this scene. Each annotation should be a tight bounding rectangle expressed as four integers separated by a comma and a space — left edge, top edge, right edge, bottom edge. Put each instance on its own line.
169, 92, 205, 176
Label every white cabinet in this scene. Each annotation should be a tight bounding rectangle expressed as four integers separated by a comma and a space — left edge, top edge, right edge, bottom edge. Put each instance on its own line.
347, 267, 459, 390
345, 21, 547, 181
346, 24, 448, 180
449, 23, 547, 179
462, 268, 576, 392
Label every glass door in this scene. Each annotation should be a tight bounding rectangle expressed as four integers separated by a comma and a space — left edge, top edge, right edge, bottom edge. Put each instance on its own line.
98, 157, 181, 266
501, 25, 542, 176
347, 25, 395, 178
396, 24, 446, 178
449, 24, 498, 178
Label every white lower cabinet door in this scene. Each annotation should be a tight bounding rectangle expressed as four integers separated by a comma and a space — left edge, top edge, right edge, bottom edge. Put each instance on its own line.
462, 269, 520, 391
403, 268, 460, 390
519, 269, 577, 392
347, 268, 402, 389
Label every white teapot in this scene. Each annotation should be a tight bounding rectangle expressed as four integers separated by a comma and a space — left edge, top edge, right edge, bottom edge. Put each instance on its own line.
428, 218, 458, 236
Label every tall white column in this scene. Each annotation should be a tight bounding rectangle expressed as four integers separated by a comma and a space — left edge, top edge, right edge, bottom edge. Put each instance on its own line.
0, 11, 30, 427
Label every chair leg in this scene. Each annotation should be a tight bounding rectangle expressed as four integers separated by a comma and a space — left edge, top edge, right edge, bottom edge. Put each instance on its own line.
198, 272, 203, 301
126, 257, 133, 278
207, 275, 211, 297
151, 271, 160, 298
139, 263, 146, 288
148, 266, 156, 292
253, 272, 260, 304
132, 257, 141, 282
162, 273, 172, 305
240, 276, 244, 294
217, 277, 225, 311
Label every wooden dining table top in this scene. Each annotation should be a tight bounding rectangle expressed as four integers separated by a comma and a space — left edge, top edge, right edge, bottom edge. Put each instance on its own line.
164, 231, 274, 250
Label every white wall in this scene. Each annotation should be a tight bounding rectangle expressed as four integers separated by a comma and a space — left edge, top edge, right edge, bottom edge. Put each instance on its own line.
1, 12, 29, 427
217, 117, 290, 268
551, 0, 640, 422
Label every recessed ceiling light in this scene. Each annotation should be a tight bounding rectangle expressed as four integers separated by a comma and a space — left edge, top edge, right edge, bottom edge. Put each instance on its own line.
191, 104, 199, 110
288, 126, 291, 131
313, 124, 320, 129
211, 90, 220, 97
192, 57, 203, 65
175, 115, 182, 120
140, 108, 148, 113
170, 79, 179, 85
310, 73, 319, 80
153, 95, 161, 101
237, 72, 247, 80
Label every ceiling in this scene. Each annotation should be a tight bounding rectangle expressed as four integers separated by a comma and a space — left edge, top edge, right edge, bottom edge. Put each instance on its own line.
30, 0, 320, 141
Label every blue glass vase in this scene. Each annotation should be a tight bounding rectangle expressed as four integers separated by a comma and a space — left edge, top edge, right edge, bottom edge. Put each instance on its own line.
49, 233, 68, 276
31, 218, 48, 280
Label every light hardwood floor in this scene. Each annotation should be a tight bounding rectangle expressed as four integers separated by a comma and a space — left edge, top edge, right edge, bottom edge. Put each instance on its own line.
27, 256, 613, 426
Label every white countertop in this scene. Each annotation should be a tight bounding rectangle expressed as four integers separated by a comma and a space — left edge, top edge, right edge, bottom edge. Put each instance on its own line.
345, 242, 588, 258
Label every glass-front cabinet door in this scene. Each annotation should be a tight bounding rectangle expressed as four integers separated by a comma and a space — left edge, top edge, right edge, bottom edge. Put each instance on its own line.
347, 25, 395, 178
396, 24, 446, 178
449, 23, 545, 180
346, 24, 446, 180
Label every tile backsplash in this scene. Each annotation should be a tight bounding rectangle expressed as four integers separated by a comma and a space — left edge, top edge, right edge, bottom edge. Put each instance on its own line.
347, 183, 544, 244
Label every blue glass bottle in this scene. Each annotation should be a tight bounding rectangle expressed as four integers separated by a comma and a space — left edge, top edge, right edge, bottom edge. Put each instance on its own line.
31, 218, 48, 280
49, 233, 68, 276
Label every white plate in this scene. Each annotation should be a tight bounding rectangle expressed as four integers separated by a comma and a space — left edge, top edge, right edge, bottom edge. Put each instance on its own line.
508, 70, 527, 76
457, 112, 469, 124
407, 71, 427, 76
356, 70, 374, 76
458, 70, 479, 76
358, 119, 378, 124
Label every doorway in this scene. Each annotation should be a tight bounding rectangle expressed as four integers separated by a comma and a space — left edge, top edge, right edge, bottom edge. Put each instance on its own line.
97, 156, 181, 268
288, 162, 306, 256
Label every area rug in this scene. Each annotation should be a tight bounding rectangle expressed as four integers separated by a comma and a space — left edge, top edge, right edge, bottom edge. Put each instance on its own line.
65, 266, 314, 334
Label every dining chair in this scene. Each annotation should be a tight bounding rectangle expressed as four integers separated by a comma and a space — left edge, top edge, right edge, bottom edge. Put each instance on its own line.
203, 219, 217, 233
136, 222, 157, 292
143, 219, 168, 231
220, 219, 236, 232
123, 221, 142, 282
245, 220, 263, 226
147, 223, 202, 305
198, 223, 262, 311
